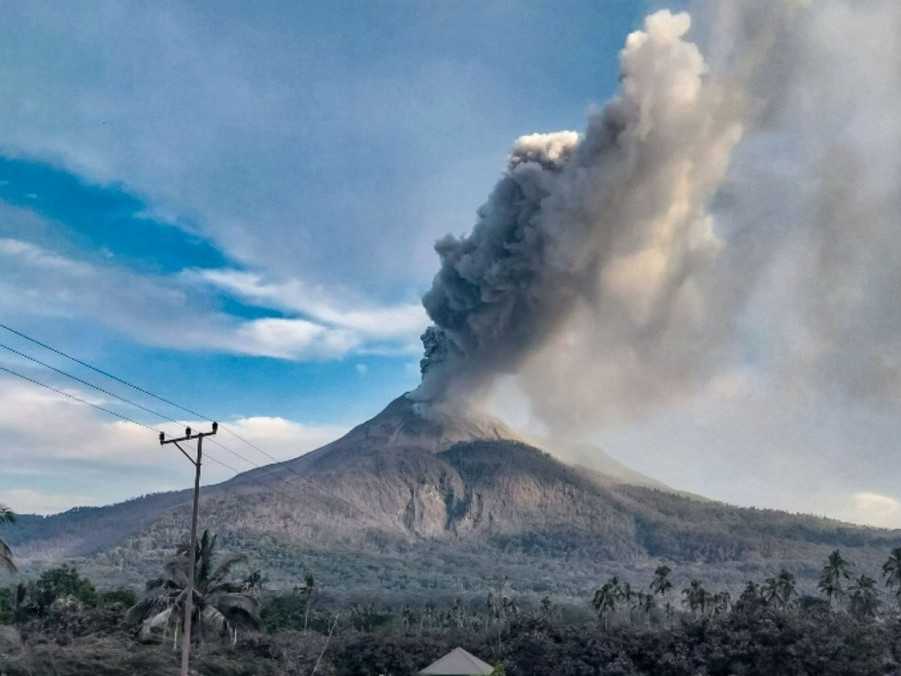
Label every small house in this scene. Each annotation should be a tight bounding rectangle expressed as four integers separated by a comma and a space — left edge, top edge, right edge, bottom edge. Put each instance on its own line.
419, 647, 494, 675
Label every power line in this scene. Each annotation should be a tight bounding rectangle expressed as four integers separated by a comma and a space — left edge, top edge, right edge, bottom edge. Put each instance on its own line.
0, 362, 241, 475
219, 426, 282, 463
0, 352, 354, 526
0, 322, 330, 493
0, 341, 180, 424
0, 322, 210, 420
0, 334, 268, 472
0, 337, 361, 571
0, 364, 156, 432
0, 323, 287, 469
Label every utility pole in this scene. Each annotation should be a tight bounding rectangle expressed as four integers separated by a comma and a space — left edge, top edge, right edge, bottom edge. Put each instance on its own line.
160, 422, 217, 676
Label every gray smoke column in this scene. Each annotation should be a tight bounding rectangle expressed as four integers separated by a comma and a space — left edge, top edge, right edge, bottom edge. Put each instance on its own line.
416, 10, 744, 415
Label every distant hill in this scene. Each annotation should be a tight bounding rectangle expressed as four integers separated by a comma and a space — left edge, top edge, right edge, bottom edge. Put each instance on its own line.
7, 394, 901, 599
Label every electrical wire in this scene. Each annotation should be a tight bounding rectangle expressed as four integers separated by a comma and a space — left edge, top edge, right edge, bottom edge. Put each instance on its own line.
0, 363, 241, 474
0, 322, 303, 472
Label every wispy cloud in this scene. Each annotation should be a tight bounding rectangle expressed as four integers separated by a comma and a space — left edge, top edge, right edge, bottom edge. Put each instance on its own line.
0, 229, 423, 361
186, 267, 427, 342
0, 237, 91, 275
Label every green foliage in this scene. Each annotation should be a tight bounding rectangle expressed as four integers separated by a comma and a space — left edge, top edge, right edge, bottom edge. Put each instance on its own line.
98, 588, 138, 609
11, 542, 901, 674
592, 577, 623, 629
31, 564, 98, 613
882, 546, 901, 605
260, 591, 309, 633
5, 555, 901, 675
819, 548, 851, 604
762, 568, 798, 610
848, 574, 879, 620
127, 529, 260, 642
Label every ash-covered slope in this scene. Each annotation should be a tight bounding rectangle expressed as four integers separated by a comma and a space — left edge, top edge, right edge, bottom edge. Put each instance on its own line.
232, 394, 524, 480
8, 394, 901, 595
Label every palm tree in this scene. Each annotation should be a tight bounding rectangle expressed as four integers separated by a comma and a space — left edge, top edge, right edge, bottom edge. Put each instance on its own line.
0, 504, 16, 574
540, 595, 553, 621
776, 569, 798, 610
763, 569, 798, 611
711, 591, 731, 617
848, 574, 879, 620
819, 549, 851, 607
620, 581, 635, 623
682, 580, 708, 616
637, 592, 656, 628
127, 530, 259, 646
302, 572, 315, 632
761, 576, 779, 606
592, 578, 622, 631
241, 569, 267, 597
882, 547, 901, 607
650, 565, 673, 623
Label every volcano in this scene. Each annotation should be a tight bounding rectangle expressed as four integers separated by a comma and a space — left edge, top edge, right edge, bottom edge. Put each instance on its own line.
8, 395, 901, 596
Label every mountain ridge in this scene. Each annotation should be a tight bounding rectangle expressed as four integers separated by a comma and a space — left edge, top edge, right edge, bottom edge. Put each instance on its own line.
6, 394, 901, 597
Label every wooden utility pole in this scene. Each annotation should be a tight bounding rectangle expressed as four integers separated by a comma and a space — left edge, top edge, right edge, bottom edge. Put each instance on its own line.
160, 422, 217, 676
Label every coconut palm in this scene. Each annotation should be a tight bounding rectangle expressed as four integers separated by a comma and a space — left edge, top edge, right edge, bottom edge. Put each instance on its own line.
241, 569, 267, 597
762, 576, 779, 607
763, 569, 797, 611
882, 547, 901, 606
540, 595, 552, 620
819, 549, 851, 607
592, 578, 622, 630
848, 574, 879, 620
650, 566, 673, 599
777, 569, 798, 609
302, 572, 316, 631
620, 581, 636, 623
0, 504, 16, 574
650, 565, 673, 623
637, 592, 656, 628
682, 580, 709, 616
711, 591, 731, 617
127, 530, 259, 646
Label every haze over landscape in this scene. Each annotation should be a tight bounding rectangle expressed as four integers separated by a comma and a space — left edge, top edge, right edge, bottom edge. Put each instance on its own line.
1, 0, 900, 531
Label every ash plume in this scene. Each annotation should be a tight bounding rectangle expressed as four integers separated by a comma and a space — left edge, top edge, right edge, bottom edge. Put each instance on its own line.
416, 10, 744, 418
417, 1, 901, 434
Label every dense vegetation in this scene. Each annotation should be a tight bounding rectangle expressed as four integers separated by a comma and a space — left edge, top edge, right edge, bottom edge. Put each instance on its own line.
5, 535, 901, 674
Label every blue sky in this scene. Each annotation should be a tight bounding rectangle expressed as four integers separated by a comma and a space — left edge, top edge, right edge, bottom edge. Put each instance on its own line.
0, 1, 664, 512
3, 0, 901, 531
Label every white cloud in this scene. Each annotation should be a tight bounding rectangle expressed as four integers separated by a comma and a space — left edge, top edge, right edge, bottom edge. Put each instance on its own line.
218, 416, 345, 460
0, 2, 511, 293
187, 268, 428, 342
0, 375, 347, 513
0, 230, 419, 361
840, 492, 901, 529
0, 237, 91, 275
0, 489, 97, 516
227, 317, 359, 360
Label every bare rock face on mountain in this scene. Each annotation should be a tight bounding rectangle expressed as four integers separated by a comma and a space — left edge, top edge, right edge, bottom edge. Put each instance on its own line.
8, 394, 901, 597
222, 395, 660, 547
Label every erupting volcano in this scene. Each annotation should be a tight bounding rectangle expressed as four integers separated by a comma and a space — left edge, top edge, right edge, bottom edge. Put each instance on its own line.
7, 7, 901, 600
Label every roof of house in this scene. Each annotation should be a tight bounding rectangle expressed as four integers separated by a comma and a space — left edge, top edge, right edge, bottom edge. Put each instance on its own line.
419, 647, 495, 675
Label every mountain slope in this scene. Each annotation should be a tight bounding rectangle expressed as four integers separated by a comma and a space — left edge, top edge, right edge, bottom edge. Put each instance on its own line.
7, 394, 901, 597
